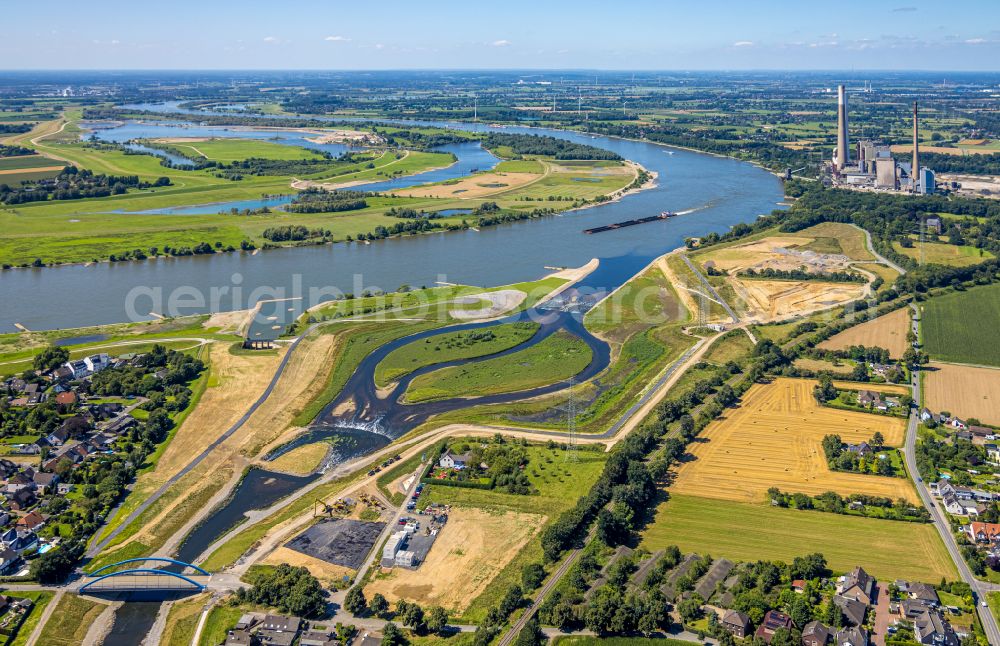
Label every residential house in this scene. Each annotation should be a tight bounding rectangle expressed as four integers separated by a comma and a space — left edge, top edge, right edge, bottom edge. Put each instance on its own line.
258, 614, 301, 646
791, 579, 807, 594
986, 444, 1000, 465
835, 626, 869, 646
224, 630, 259, 646
906, 582, 940, 607
0, 549, 21, 576
942, 493, 984, 516
16, 511, 46, 531
54, 391, 77, 407
965, 521, 1000, 546
83, 353, 110, 374
755, 610, 794, 644
838, 566, 875, 605
858, 390, 878, 406
920, 408, 934, 422
354, 633, 382, 646
834, 595, 868, 627
439, 450, 471, 469
260, 614, 301, 634
7, 489, 35, 512
64, 360, 89, 379
846, 442, 874, 457
721, 609, 751, 639
802, 620, 831, 646
2, 529, 38, 553
45, 427, 70, 447
913, 607, 960, 646
300, 630, 337, 646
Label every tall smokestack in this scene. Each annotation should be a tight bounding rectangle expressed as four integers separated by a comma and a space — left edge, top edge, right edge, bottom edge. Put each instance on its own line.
836, 85, 849, 170
912, 101, 920, 193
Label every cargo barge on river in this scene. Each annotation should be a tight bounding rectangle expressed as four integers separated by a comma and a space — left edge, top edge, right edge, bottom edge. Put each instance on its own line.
583, 212, 676, 234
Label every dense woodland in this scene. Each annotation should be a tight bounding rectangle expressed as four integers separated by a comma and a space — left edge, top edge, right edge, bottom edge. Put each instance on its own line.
285, 188, 369, 214
0, 168, 170, 204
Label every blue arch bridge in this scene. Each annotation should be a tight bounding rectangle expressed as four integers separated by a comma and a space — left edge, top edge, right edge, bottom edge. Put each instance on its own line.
78, 557, 212, 594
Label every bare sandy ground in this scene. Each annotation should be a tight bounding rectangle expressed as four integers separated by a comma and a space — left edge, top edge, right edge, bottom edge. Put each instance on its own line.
263, 546, 354, 586
449, 289, 526, 319
364, 508, 544, 613
393, 171, 540, 199
736, 279, 866, 322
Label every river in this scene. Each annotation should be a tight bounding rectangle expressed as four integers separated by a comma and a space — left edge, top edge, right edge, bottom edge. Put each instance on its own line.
0, 108, 782, 333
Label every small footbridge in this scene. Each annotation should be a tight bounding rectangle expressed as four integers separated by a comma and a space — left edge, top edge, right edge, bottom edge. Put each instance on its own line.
78, 557, 211, 594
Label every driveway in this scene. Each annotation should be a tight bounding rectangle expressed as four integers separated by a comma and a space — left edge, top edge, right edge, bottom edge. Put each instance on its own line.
872, 582, 893, 646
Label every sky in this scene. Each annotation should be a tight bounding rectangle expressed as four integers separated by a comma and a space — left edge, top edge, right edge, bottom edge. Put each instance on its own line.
5, 0, 1000, 71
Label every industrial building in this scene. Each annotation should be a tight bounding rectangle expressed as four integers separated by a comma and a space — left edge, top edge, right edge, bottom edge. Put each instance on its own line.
829, 85, 935, 195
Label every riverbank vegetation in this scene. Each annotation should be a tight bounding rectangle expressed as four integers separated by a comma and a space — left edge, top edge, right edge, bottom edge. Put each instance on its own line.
403, 330, 592, 404
374, 322, 540, 387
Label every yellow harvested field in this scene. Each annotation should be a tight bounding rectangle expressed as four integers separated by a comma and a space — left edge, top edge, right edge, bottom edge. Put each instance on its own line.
263, 546, 354, 586
891, 144, 995, 156
671, 378, 916, 504
736, 279, 866, 321
819, 307, 911, 358
924, 362, 1000, 426
0, 165, 65, 175
394, 172, 540, 199
364, 508, 544, 613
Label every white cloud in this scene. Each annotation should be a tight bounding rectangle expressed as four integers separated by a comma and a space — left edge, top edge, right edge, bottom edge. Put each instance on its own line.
966, 38, 988, 44
732, 41, 754, 47
375, 43, 384, 50
263, 36, 279, 43
492, 39, 512, 47
325, 35, 350, 42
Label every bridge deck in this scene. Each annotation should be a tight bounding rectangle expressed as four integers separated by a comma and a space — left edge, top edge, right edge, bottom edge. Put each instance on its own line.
79, 573, 211, 592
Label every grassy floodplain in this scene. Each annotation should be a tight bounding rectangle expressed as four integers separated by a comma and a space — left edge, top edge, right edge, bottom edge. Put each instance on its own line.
374, 321, 540, 387
922, 282, 1000, 367
403, 330, 592, 403
1, 112, 639, 267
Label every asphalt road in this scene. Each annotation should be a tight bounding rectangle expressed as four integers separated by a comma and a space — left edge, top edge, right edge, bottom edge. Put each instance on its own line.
902, 304, 1000, 645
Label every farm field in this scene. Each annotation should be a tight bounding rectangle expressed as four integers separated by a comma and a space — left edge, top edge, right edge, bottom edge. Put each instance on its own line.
374, 321, 540, 387
403, 330, 592, 403
641, 494, 957, 582
891, 240, 993, 267
924, 362, 1000, 426
922, 283, 1000, 367
670, 377, 916, 503
819, 306, 911, 358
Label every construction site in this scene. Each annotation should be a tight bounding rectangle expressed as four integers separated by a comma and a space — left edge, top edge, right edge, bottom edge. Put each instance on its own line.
380, 503, 450, 570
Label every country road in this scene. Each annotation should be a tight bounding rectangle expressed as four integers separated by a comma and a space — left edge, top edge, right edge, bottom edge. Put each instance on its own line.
902, 303, 1000, 645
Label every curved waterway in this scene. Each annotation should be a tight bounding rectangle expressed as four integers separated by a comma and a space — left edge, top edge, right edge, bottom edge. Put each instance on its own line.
0, 109, 782, 332
66, 107, 784, 644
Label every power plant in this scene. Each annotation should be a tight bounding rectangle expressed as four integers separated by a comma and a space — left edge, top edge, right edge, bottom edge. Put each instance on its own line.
828, 86, 935, 194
